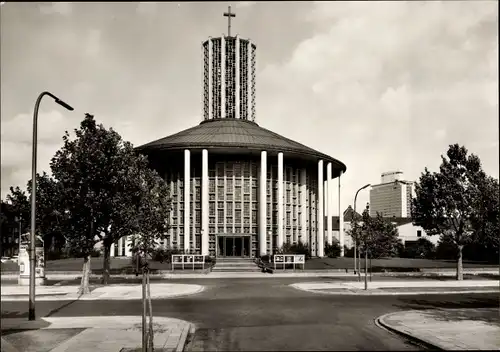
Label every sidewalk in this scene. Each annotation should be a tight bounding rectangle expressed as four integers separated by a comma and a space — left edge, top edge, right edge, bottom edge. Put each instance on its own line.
0, 283, 204, 302
377, 308, 500, 350
290, 279, 500, 295
1, 316, 194, 352
1, 268, 498, 280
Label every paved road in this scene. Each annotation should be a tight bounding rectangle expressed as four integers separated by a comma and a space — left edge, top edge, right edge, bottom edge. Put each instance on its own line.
2, 278, 498, 351
2, 273, 498, 286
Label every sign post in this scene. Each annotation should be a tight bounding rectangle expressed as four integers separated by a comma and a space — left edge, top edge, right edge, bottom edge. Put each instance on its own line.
18, 233, 46, 286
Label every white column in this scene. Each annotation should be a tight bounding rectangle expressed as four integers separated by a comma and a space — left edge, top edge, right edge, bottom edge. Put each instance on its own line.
277, 152, 284, 248
259, 151, 267, 256
324, 179, 329, 245
184, 149, 191, 253
300, 168, 307, 244
208, 39, 213, 120
110, 243, 115, 257
327, 162, 333, 245
317, 160, 324, 257
118, 238, 123, 257
339, 170, 345, 257
202, 149, 209, 256
221, 36, 226, 118
125, 237, 132, 257
235, 36, 240, 120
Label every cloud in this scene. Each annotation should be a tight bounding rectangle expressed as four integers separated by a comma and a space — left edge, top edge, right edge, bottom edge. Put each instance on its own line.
258, 1, 498, 209
85, 29, 101, 58
235, 2, 256, 8
39, 2, 73, 16
136, 2, 158, 15
1, 110, 74, 194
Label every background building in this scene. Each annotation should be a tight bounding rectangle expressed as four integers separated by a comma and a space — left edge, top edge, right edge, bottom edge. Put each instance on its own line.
389, 218, 438, 246
369, 171, 415, 217
331, 205, 362, 249
113, 10, 347, 258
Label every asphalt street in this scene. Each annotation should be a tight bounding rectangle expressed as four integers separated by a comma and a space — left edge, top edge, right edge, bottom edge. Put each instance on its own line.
1, 272, 498, 286
2, 278, 498, 351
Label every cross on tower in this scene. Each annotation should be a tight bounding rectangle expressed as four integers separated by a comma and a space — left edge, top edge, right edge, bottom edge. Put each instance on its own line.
223, 5, 236, 36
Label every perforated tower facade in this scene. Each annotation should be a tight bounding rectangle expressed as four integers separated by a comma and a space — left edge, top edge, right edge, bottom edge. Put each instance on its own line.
203, 36, 256, 121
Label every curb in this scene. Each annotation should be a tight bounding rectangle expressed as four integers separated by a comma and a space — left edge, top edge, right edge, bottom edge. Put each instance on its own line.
0, 292, 69, 300
176, 323, 195, 352
289, 283, 499, 296
1, 316, 195, 352
1, 285, 205, 302
375, 312, 442, 350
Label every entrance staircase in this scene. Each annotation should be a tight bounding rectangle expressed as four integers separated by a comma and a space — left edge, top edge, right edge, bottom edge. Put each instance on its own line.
212, 257, 261, 273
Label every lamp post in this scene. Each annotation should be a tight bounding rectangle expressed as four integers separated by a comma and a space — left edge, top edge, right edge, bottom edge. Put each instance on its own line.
353, 184, 370, 281
29, 92, 73, 321
364, 232, 368, 290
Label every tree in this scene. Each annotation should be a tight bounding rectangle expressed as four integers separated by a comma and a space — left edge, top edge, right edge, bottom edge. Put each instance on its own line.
130, 166, 171, 261
1, 200, 20, 256
50, 113, 169, 291
5, 186, 30, 232
129, 168, 171, 352
50, 114, 129, 293
358, 210, 402, 259
470, 175, 499, 263
26, 173, 67, 253
412, 144, 486, 280
99, 141, 153, 284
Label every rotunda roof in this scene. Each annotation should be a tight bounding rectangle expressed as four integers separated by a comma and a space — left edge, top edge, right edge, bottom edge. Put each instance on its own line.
136, 119, 346, 173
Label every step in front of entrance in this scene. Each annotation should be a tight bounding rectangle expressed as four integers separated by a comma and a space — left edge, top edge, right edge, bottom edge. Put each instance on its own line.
212, 259, 261, 272
212, 267, 262, 272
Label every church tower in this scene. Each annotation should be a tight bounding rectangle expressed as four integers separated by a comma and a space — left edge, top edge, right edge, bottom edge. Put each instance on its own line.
202, 6, 256, 121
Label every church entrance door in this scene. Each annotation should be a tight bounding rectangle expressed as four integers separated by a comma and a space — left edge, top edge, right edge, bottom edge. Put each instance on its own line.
217, 235, 251, 257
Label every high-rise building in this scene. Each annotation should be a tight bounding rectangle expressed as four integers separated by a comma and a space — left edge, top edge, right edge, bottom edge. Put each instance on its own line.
369, 171, 415, 218
112, 7, 347, 258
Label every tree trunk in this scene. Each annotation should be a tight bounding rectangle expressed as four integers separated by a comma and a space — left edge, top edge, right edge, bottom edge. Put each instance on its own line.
79, 255, 91, 295
456, 244, 464, 281
102, 243, 111, 285
147, 271, 154, 350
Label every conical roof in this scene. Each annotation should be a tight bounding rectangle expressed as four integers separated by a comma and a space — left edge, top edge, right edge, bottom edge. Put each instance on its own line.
136, 119, 346, 174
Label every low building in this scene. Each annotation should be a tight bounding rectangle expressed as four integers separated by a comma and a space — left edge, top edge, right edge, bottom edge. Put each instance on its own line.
328, 207, 438, 250
389, 217, 438, 246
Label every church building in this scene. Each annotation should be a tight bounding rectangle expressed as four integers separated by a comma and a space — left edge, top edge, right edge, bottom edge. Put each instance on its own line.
112, 7, 347, 258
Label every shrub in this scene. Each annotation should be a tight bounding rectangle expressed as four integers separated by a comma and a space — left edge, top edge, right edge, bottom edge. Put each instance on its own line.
343, 246, 355, 258
274, 241, 311, 260
152, 248, 169, 263
435, 236, 457, 260
324, 239, 341, 258
259, 254, 272, 263
401, 238, 436, 259
90, 248, 102, 258
151, 248, 186, 263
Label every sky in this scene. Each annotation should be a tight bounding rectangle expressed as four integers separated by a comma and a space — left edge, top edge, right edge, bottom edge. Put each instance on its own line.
1, 1, 498, 214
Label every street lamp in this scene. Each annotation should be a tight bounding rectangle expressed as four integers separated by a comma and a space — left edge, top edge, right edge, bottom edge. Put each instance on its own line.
29, 91, 73, 321
353, 183, 370, 281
